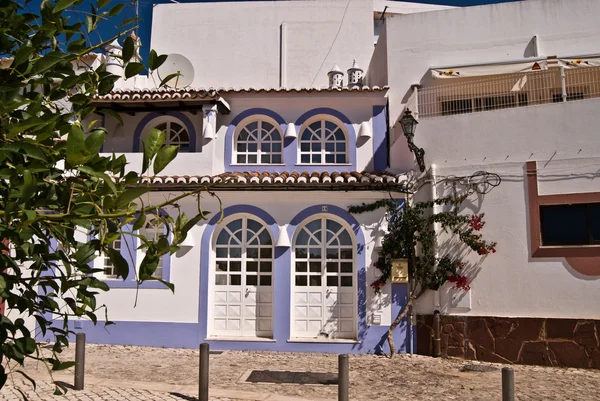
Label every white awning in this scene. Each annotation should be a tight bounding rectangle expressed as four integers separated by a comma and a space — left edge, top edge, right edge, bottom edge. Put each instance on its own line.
431, 59, 548, 79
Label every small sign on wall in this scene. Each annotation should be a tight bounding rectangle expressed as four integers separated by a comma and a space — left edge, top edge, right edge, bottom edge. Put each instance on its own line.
391, 258, 409, 283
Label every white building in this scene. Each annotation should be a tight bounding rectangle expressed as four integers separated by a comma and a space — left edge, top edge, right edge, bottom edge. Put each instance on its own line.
56, 0, 600, 367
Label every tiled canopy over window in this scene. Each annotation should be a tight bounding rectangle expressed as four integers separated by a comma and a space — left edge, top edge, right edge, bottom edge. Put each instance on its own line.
235, 120, 283, 164
299, 119, 347, 164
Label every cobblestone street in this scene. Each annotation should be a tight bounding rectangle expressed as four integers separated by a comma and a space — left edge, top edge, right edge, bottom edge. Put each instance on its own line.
2, 344, 600, 400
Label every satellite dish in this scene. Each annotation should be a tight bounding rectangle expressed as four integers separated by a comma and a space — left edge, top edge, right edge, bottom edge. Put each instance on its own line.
157, 54, 195, 88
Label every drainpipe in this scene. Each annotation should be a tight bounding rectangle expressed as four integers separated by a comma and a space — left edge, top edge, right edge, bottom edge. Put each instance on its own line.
431, 164, 441, 309
433, 310, 441, 357
560, 66, 567, 102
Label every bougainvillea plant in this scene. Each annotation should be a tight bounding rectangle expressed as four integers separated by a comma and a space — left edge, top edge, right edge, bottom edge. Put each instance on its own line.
349, 194, 497, 357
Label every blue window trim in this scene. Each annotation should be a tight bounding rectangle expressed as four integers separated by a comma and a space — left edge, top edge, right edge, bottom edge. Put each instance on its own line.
90, 216, 172, 289
224, 107, 356, 173
133, 111, 198, 153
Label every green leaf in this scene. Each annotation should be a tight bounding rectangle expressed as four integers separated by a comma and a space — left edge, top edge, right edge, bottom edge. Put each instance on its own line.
124, 62, 145, 79
32, 52, 67, 75
156, 278, 174, 292
77, 166, 117, 196
74, 242, 96, 265
12, 42, 34, 67
84, 128, 106, 155
142, 128, 165, 174
148, 50, 167, 71
153, 145, 178, 175
66, 124, 86, 167
117, 187, 152, 208
98, 0, 111, 9
132, 214, 146, 231
53, 0, 78, 13
106, 248, 129, 279
52, 361, 76, 371
108, 3, 125, 17
159, 72, 181, 88
122, 36, 134, 64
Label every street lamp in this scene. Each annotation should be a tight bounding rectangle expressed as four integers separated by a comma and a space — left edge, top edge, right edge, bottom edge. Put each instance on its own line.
399, 109, 426, 172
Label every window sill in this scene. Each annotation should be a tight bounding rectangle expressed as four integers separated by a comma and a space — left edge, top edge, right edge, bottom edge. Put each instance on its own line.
230, 164, 286, 166
100, 279, 172, 289
205, 336, 275, 342
287, 338, 359, 344
295, 164, 352, 167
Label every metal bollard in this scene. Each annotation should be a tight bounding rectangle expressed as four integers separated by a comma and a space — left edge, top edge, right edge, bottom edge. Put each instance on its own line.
74, 333, 86, 390
433, 310, 441, 357
502, 367, 515, 401
338, 354, 349, 401
199, 343, 209, 401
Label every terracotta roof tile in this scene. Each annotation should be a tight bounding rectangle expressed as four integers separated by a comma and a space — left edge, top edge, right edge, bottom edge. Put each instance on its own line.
139, 171, 411, 192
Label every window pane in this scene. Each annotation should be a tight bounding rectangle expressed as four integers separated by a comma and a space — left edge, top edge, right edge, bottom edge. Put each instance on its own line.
301, 154, 310, 163
247, 248, 259, 258
325, 154, 335, 163
272, 143, 282, 152
230, 275, 241, 285
260, 262, 272, 272
591, 204, 600, 242
335, 154, 346, 164
261, 155, 270, 164
260, 248, 272, 258
296, 262, 307, 272
296, 276, 307, 286
216, 261, 227, 271
309, 262, 321, 273
247, 261, 258, 272
540, 205, 588, 245
340, 276, 353, 287
237, 155, 246, 164
340, 262, 353, 273
326, 262, 338, 272
327, 276, 338, 287
248, 155, 257, 164
247, 275, 258, 286
230, 261, 241, 272
215, 275, 227, 285
259, 275, 272, 286
309, 276, 322, 286
272, 155, 282, 164
230, 247, 242, 258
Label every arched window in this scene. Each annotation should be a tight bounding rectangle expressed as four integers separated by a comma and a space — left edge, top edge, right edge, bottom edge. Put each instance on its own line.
139, 218, 167, 279
292, 216, 355, 339
235, 119, 283, 164
299, 119, 347, 164
153, 120, 190, 151
212, 216, 273, 337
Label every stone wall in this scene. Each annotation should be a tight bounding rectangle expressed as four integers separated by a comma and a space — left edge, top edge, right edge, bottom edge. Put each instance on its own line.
416, 315, 600, 369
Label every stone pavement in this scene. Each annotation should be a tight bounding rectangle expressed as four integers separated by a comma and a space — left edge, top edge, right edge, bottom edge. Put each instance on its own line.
5, 344, 600, 400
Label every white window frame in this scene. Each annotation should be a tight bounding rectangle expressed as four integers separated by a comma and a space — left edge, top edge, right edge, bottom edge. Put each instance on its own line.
208, 214, 275, 338
233, 116, 284, 165
291, 214, 357, 340
297, 116, 349, 165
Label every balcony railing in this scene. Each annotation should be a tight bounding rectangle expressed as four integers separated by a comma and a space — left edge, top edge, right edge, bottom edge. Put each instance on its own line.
415, 66, 600, 118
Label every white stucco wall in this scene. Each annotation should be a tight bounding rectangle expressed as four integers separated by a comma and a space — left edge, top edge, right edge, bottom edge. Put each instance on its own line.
413, 100, 600, 319
377, 0, 600, 168
150, 0, 374, 89
93, 191, 394, 326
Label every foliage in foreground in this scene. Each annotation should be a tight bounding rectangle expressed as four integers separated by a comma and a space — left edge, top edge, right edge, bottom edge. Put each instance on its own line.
0, 0, 211, 392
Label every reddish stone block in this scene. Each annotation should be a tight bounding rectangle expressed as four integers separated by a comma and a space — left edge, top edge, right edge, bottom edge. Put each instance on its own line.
508, 318, 544, 341
416, 323, 433, 356
548, 342, 589, 368
574, 322, 598, 347
591, 349, 600, 370
455, 322, 465, 333
519, 342, 553, 366
447, 346, 465, 358
546, 319, 577, 340
442, 324, 454, 334
487, 318, 514, 338
474, 345, 511, 364
467, 317, 495, 351
494, 338, 523, 362
447, 330, 465, 348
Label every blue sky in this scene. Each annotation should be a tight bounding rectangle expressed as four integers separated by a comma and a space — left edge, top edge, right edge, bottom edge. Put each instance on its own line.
26, 0, 520, 62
